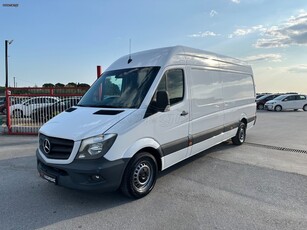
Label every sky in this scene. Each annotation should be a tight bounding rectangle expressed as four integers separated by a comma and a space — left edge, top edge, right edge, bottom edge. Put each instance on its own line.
0, 0, 307, 93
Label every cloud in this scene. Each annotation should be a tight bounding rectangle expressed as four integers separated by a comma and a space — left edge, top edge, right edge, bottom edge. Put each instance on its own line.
255, 11, 307, 48
229, 25, 266, 38
244, 53, 282, 62
188, 31, 219, 38
231, 0, 240, 3
210, 10, 218, 17
287, 64, 307, 73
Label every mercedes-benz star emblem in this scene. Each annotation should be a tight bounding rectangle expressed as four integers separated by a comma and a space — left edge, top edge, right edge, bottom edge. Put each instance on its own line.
43, 139, 51, 154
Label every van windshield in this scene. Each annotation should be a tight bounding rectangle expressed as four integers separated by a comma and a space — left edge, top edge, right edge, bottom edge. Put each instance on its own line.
78, 66, 160, 109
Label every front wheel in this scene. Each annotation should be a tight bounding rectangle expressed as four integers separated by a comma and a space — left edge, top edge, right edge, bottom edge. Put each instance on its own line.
275, 105, 282, 112
232, 122, 246, 145
120, 152, 158, 199
303, 104, 307, 111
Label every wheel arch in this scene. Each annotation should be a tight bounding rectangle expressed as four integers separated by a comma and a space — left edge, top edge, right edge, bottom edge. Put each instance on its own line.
240, 117, 247, 126
136, 147, 162, 172
122, 138, 163, 171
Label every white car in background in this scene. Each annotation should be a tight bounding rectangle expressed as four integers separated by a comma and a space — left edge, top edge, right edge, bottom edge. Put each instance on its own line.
265, 94, 307, 111
10, 96, 59, 118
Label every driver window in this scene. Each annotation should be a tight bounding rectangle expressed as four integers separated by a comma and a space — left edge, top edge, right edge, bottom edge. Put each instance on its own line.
156, 69, 184, 106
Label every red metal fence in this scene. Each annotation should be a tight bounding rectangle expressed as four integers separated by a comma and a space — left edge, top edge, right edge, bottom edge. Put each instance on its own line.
3, 87, 89, 135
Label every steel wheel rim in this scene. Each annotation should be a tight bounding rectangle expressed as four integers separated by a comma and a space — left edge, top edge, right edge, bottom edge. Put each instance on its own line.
239, 127, 245, 143
132, 160, 153, 193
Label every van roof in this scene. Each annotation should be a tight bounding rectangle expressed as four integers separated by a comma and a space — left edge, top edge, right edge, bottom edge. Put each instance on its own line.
106, 46, 252, 75
107, 46, 251, 72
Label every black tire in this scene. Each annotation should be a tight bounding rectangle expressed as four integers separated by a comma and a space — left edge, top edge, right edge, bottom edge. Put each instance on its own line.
232, 122, 246, 145
303, 104, 307, 111
275, 105, 282, 112
13, 110, 23, 118
120, 152, 158, 199
257, 104, 264, 110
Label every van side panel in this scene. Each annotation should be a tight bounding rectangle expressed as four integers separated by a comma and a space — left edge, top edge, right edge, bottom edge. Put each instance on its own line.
221, 70, 256, 140
189, 67, 224, 156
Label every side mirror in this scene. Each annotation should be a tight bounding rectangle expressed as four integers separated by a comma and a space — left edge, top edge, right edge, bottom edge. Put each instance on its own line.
156, 91, 170, 112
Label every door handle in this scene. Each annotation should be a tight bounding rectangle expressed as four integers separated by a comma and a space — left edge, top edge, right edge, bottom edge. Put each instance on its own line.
180, 110, 189, 116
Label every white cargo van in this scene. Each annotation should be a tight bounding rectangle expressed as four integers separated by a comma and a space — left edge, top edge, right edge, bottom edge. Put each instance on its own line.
37, 46, 256, 198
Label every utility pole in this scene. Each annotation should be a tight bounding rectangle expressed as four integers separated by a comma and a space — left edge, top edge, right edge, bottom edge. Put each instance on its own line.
13, 77, 16, 87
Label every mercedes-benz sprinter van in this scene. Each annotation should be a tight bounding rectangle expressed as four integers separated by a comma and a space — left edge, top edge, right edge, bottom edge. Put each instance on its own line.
37, 46, 256, 198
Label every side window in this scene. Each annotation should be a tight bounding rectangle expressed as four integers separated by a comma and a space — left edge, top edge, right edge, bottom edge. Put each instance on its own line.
288, 95, 296, 101
39, 98, 47, 104
157, 69, 184, 106
297, 95, 306, 100
28, 98, 37, 105
49, 98, 57, 103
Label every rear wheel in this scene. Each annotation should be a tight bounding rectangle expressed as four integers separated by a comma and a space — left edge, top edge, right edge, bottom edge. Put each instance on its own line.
13, 110, 23, 118
120, 152, 158, 199
275, 105, 282, 112
303, 104, 307, 111
232, 122, 246, 145
257, 104, 264, 110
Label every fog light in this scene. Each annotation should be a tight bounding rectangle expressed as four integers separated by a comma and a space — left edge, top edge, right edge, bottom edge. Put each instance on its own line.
91, 175, 102, 182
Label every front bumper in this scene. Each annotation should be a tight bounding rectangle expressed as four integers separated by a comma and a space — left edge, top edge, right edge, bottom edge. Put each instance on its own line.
265, 104, 274, 110
36, 149, 129, 192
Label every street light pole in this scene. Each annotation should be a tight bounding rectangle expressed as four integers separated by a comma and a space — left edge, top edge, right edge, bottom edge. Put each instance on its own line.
5, 40, 13, 88
4, 40, 13, 133
5, 40, 8, 88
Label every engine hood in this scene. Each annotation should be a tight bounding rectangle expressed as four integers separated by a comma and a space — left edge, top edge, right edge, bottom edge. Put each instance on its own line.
39, 107, 136, 141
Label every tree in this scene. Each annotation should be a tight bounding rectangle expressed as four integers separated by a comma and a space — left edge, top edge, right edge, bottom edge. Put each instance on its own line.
77, 83, 90, 88
42, 83, 54, 88
66, 82, 77, 87
105, 79, 120, 95
55, 83, 65, 87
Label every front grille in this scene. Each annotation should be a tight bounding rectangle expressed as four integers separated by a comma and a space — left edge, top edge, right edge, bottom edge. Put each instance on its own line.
39, 133, 74, 160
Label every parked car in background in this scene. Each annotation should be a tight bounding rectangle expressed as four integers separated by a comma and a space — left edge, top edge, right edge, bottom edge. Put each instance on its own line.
0, 96, 6, 114
10, 96, 59, 118
256, 93, 270, 99
265, 94, 307, 111
256, 93, 283, 110
0, 97, 30, 115
30, 97, 80, 122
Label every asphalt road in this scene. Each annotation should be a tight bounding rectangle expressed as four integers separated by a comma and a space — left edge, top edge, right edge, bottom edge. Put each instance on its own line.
0, 111, 307, 230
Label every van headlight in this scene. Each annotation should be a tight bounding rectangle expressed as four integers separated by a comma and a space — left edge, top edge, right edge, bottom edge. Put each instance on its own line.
76, 134, 117, 159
